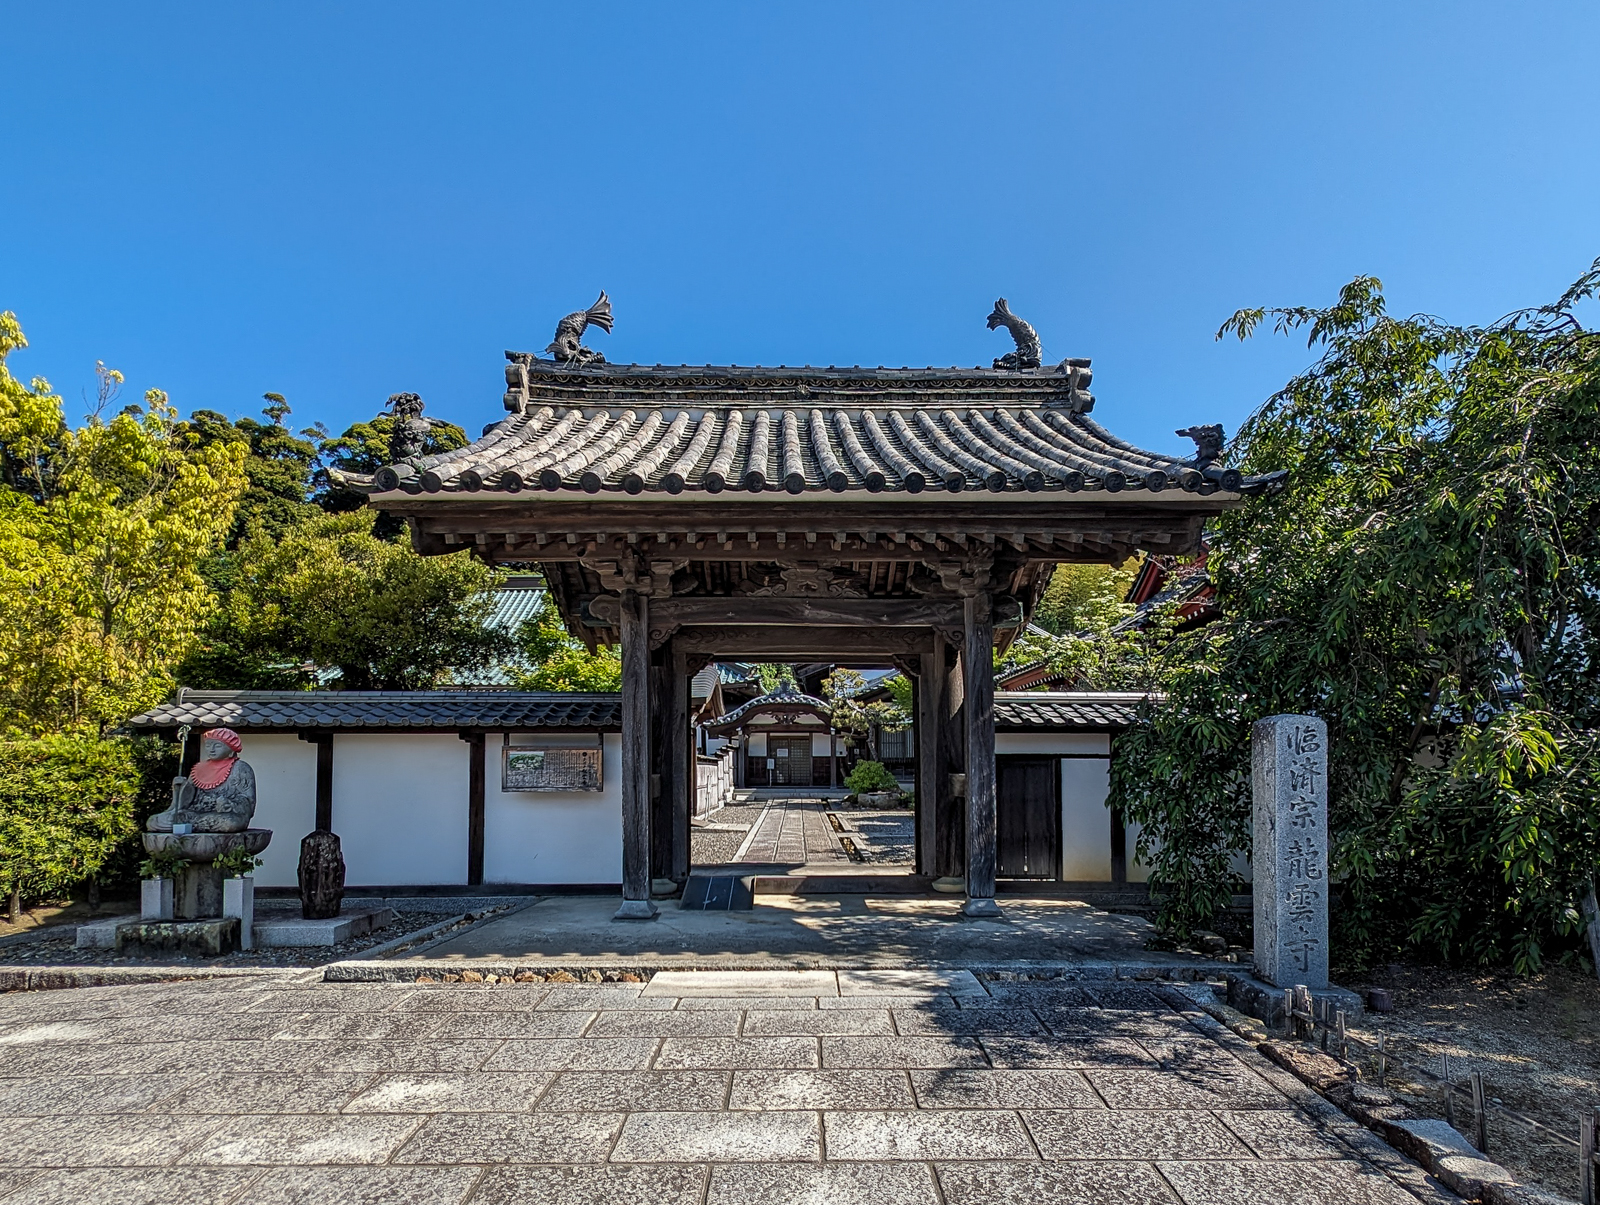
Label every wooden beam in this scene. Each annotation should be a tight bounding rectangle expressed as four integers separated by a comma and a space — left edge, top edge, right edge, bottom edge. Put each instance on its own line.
615, 591, 657, 920
671, 625, 935, 657
591, 595, 964, 629
297, 731, 335, 832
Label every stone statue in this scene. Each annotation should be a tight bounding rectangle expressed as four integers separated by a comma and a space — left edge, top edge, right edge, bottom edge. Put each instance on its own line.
546, 292, 613, 365
1176, 423, 1225, 467
987, 298, 1042, 371
148, 727, 257, 834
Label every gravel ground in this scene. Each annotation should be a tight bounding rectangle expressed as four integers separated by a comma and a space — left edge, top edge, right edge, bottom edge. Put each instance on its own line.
838, 810, 916, 864
1336, 961, 1600, 1200
690, 804, 767, 868
0, 908, 474, 969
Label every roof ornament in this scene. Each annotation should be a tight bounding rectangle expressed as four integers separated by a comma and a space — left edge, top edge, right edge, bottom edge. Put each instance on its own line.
546, 291, 613, 365
1176, 424, 1225, 467
987, 298, 1042, 371
387, 392, 445, 466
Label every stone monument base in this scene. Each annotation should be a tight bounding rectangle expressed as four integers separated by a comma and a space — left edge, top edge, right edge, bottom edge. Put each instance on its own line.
114, 918, 241, 958
1225, 971, 1363, 1029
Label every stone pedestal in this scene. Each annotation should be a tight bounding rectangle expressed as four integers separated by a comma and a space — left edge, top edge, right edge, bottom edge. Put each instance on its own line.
1252, 714, 1329, 989
142, 830, 273, 921
140, 878, 173, 920
298, 831, 346, 920
114, 918, 240, 958
223, 876, 255, 950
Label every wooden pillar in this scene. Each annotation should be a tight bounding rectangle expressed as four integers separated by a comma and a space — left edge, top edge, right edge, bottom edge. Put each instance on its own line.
649, 651, 670, 885
935, 637, 966, 879
962, 593, 1001, 916
1110, 805, 1128, 886
914, 653, 937, 877
314, 733, 334, 832
462, 731, 485, 886
616, 590, 657, 919
829, 731, 837, 789
733, 737, 746, 788
669, 642, 691, 882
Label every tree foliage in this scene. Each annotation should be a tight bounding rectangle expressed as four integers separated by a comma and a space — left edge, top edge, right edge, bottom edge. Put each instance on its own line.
823, 669, 910, 761
509, 594, 621, 692
0, 313, 247, 735
193, 511, 511, 690
1109, 264, 1600, 971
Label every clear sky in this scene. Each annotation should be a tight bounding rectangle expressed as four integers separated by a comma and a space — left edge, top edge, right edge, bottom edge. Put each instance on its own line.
2, 3, 1596, 456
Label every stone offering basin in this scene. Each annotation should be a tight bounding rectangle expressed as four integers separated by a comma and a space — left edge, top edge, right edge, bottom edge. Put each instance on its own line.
142, 829, 272, 920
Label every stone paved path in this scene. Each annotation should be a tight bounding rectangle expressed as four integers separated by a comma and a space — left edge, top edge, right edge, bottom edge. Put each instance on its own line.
732, 802, 849, 865
0, 969, 1446, 1204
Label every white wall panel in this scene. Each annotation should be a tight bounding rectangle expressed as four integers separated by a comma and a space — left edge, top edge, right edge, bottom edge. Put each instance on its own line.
333, 734, 469, 886
484, 734, 622, 885
995, 732, 1110, 756
241, 735, 317, 888
1060, 756, 1113, 881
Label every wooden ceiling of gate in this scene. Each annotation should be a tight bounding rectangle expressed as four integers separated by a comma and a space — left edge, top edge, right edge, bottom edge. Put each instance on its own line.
365, 358, 1284, 650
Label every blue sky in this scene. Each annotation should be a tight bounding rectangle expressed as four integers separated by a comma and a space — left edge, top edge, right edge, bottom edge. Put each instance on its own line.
2, 3, 1596, 456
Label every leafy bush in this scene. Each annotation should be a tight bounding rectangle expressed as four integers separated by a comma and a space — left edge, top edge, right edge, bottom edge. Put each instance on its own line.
845, 760, 898, 794
212, 847, 264, 877
0, 736, 140, 908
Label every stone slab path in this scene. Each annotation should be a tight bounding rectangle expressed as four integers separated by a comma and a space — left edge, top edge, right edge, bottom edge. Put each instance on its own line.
731, 802, 850, 866
0, 969, 1450, 1204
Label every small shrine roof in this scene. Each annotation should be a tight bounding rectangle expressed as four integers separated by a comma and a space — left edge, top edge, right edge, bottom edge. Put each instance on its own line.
701, 683, 831, 734
125, 689, 621, 733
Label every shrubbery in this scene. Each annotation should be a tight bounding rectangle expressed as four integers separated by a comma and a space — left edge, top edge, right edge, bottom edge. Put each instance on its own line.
845, 760, 898, 794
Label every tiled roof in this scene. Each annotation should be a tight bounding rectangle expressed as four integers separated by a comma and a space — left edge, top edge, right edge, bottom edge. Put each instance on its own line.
452, 577, 546, 687
125, 689, 621, 733
701, 683, 830, 734
365, 359, 1282, 500
993, 691, 1149, 730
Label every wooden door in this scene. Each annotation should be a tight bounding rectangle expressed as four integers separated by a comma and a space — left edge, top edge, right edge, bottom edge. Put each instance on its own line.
996, 756, 1060, 878
770, 736, 813, 786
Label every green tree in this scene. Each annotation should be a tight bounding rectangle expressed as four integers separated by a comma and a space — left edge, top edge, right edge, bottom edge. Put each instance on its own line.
823, 669, 910, 762
0, 735, 140, 920
192, 511, 511, 690
178, 394, 324, 545
0, 314, 248, 734
509, 595, 621, 691
1110, 265, 1600, 971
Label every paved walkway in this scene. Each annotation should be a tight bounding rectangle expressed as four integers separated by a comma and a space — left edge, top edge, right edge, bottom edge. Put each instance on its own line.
414, 894, 1203, 966
731, 802, 850, 866
0, 970, 1440, 1204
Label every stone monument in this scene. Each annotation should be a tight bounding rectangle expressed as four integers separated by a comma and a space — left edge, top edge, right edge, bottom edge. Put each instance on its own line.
298, 830, 346, 920
123, 728, 272, 954
1252, 713, 1329, 989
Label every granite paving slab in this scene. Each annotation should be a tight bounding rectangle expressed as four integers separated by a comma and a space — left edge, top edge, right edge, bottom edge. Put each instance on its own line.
612, 1109, 821, 1162
0, 1072, 201, 1115
180, 1114, 425, 1165
981, 1034, 1156, 1069
1083, 1066, 1286, 1110
237, 1165, 483, 1204
418, 1010, 595, 1040
909, 1068, 1103, 1109
823, 1108, 1035, 1160
643, 969, 838, 997
741, 1008, 892, 1036
0, 1167, 257, 1205
836, 968, 983, 995
1023, 1109, 1251, 1160
538, 1070, 730, 1112
891, 1006, 1046, 1035
586, 1009, 741, 1037
706, 1161, 939, 1205
396, 987, 549, 1011
935, 1160, 1178, 1205
483, 1038, 659, 1072
470, 1164, 708, 1205
267, 1011, 450, 1041
0, 1114, 222, 1167
342, 1071, 556, 1113
729, 1068, 915, 1110
394, 1111, 622, 1164
654, 1036, 819, 1069
1155, 1157, 1423, 1204
821, 1034, 989, 1068
156, 1072, 373, 1114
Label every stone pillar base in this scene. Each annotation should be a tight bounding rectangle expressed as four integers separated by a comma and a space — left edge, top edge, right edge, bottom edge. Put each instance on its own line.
960, 897, 1004, 918
114, 918, 240, 958
613, 899, 660, 921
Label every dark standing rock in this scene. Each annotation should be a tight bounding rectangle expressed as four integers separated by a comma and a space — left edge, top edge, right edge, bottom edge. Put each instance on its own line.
299, 831, 346, 920
1367, 987, 1394, 1013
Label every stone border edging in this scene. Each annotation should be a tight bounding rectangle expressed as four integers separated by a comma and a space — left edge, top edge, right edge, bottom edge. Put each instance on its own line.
1164, 983, 1573, 1205
0, 966, 280, 992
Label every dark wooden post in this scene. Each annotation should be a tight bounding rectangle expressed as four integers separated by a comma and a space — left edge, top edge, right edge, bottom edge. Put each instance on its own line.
829, 731, 837, 789
463, 731, 485, 887
914, 652, 937, 877
314, 733, 334, 831
1110, 805, 1128, 886
962, 592, 1001, 916
616, 589, 657, 919
668, 642, 691, 883
936, 636, 966, 880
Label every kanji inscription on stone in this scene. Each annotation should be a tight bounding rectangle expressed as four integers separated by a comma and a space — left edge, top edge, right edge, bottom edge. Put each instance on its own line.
1252, 714, 1329, 988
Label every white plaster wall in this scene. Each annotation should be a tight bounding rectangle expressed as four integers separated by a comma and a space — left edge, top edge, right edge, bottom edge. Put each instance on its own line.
810, 731, 835, 757
333, 734, 469, 886
241, 735, 317, 888
1061, 757, 1114, 881
484, 734, 622, 885
747, 731, 767, 756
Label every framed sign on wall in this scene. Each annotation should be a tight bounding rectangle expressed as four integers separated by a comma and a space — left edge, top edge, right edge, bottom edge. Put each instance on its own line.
501, 737, 603, 792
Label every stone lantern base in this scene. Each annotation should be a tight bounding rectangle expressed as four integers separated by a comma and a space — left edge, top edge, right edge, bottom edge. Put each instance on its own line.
142, 830, 273, 920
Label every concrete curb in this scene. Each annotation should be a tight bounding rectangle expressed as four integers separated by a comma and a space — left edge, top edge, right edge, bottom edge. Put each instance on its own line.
1164, 983, 1573, 1205
323, 956, 1235, 984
